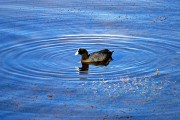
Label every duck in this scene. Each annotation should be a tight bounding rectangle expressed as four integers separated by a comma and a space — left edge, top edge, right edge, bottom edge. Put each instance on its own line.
75, 48, 114, 65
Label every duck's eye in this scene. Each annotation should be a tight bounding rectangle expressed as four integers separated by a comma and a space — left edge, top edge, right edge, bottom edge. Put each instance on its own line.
78, 49, 82, 53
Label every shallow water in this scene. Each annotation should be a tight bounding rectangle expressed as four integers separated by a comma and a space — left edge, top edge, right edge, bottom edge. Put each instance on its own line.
0, 0, 180, 119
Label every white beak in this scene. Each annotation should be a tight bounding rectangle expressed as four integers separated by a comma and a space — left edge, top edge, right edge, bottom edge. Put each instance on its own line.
75, 51, 79, 55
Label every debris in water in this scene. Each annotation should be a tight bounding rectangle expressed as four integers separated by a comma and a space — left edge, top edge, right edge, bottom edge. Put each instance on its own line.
156, 69, 159, 75
90, 105, 94, 108
48, 94, 53, 99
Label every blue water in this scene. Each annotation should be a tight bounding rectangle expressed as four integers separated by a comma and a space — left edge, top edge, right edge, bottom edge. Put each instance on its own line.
0, 0, 180, 119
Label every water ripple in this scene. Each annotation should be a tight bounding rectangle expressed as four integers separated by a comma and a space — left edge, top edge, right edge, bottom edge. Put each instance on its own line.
0, 34, 179, 81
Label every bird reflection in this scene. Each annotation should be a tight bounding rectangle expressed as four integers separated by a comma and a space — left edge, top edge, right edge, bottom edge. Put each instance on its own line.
77, 58, 112, 72
77, 58, 112, 81
78, 63, 89, 71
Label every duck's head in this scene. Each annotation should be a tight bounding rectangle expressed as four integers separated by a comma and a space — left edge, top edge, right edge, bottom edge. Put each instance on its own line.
75, 48, 88, 55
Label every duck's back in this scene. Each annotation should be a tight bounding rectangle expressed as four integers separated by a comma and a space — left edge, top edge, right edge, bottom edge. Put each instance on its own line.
86, 49, 113, 62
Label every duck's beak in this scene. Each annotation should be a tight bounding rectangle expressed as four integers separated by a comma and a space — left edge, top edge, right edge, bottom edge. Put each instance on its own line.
75, 51, 78, 55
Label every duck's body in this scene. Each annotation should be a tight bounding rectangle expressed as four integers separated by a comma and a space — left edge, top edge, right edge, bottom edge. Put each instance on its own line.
75, 48, 113, 64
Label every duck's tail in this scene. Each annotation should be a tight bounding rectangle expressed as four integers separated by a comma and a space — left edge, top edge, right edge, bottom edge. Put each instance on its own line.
110, 51, 114, 55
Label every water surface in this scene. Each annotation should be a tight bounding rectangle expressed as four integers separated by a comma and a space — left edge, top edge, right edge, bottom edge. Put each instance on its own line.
0, 0, 179, 119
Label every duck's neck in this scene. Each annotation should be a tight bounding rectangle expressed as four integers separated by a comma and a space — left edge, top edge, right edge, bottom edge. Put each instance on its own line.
81, 53, 88, 61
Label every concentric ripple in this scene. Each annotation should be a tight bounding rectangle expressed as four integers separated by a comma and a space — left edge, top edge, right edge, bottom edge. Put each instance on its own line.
0, 34, 179, 81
